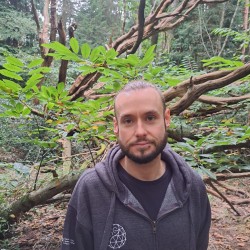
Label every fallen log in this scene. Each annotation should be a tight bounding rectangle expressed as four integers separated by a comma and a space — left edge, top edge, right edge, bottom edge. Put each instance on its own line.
1, 172, 82, 223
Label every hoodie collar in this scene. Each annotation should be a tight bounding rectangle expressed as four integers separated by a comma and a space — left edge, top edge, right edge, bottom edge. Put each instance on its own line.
95, 144, 192, 206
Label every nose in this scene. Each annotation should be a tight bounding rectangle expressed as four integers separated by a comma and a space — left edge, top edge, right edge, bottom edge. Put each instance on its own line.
135, 120, 147, 138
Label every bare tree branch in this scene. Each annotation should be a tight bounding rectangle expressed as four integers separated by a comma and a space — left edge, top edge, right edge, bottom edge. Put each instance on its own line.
163, 70, 231, 102
198, 94, 250, 105
170, 63, 250, 115
128, 0, 146, 54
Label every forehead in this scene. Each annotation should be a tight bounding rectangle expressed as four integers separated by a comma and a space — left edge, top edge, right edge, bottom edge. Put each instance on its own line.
115, 88, 163, 117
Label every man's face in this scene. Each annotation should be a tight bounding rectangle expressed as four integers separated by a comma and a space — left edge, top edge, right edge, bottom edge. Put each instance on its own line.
113, 88, 170, 164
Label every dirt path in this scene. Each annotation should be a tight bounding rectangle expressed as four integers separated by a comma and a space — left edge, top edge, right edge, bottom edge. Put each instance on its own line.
1, 178, 250, 250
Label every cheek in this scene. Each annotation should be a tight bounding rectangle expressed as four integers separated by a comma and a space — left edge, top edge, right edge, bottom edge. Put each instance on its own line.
118, 128, 134, 141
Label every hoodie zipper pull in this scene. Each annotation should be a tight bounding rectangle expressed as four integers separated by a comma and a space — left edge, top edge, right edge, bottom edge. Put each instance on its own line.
152, 221, 157, 234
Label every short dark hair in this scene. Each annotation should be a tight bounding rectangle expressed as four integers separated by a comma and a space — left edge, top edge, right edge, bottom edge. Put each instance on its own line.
114, 80, 166, 116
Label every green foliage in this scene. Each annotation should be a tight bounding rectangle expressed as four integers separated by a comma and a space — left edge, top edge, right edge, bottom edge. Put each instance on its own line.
173, 122, 250, 177
181, 56, 199, 72
0, 38, 249, 186
167, 2, 244, 67
0, 41, 159, 168
212, 28, 250, 48
202, 56, 244, 70
0, 6, 36, 47
75, 0, 123, 47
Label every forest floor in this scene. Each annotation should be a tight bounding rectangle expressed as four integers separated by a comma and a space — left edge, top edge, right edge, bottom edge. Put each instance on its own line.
0, 177, 249, 250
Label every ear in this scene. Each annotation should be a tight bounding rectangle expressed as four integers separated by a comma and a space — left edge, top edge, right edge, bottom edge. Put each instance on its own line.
113, 117, 119, 135
164, 108, 171, 128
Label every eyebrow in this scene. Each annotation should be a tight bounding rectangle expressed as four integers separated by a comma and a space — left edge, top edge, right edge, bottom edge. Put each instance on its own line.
119, 110, 160, 119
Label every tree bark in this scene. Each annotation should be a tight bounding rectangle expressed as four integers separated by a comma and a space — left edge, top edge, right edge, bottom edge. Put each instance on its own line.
59, 138, 72, 174
1, 172, 81, 222
169, 63, 250, 115
242, 0, 249, 59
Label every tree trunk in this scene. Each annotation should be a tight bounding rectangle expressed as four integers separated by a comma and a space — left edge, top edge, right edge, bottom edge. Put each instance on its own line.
60, 138, 72, 174
242, 0, 249, 60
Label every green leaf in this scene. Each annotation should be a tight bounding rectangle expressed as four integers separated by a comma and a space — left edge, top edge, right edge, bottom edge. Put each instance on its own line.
23, 74, 43, 91
27, 59, 44, 68
202, 158, 216, 164
126, 54, 140, 66
0, 70, 23, 81
43, 42, 70, 53
3, 63, 22, 72
16, 103, 24, 113
3, 79, 22, 91
196, 137, 207, 147
66, 124, 75, 131
6, 57, 24, 67
22, 109, 32, 118
199, 166, 217, 180
89, 46, 106, 63
78, 65, 97, 75
28, 67, 51, 75
106, 48, 118, 59
140, 45, 156, 66
165, 77, 181, 87
101, 68, 122, 79
81, 43, 91, 58
70, 37, 79, 54
90, 47, 102, 62
175, 142, 194, 154
26, 73, 43, 84
47, 102, 55, 110
57, 82, 65, 93
41, 86, 50, 98
43, 42, 80, 61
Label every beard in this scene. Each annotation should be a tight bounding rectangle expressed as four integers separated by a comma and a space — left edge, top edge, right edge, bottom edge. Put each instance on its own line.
118, 132, 168, 164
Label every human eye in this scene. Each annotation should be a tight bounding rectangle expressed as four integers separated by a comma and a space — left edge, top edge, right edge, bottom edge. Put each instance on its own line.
146, 114, 156, 122
121, 117, 133, 125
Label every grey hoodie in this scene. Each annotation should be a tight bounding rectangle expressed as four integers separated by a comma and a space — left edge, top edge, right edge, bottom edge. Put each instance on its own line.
61, 145, 211, 250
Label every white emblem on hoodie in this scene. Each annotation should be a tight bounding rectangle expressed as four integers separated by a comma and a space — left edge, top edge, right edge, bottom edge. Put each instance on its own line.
108, 224, 126, 249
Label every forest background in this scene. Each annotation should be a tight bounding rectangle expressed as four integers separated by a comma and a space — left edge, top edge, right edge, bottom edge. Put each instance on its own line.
0, 0, 249, 248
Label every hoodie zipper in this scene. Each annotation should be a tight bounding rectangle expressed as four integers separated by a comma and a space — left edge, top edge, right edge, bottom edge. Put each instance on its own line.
152, 220, 158, 250
125, 203, 183, 250
152, 220, 157, 234
125, 204, 159, 250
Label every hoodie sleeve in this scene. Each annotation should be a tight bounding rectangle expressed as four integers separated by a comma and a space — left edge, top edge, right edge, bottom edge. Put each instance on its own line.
195, 177, 211, 250
61, 204, 94, 250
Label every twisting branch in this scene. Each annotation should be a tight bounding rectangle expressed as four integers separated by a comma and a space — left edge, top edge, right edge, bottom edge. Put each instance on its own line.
128, 0, 146, 54
163, 70, 231, 102
170, 63, 250, 115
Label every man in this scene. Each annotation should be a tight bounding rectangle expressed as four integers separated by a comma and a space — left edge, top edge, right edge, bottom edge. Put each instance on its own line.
61, 80, 211, 250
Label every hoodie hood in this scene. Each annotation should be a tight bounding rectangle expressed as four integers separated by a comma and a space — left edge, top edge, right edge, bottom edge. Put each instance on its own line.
95, 144, 192, 207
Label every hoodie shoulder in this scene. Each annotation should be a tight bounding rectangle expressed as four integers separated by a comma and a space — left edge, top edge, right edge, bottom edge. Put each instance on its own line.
76, 163, 105, 187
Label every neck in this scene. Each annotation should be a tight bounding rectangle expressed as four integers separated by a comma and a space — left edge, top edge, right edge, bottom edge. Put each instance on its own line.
120, 155, 166, 181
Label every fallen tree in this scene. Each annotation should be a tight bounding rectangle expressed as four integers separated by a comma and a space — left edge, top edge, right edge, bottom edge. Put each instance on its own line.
1, 166, 250, 223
